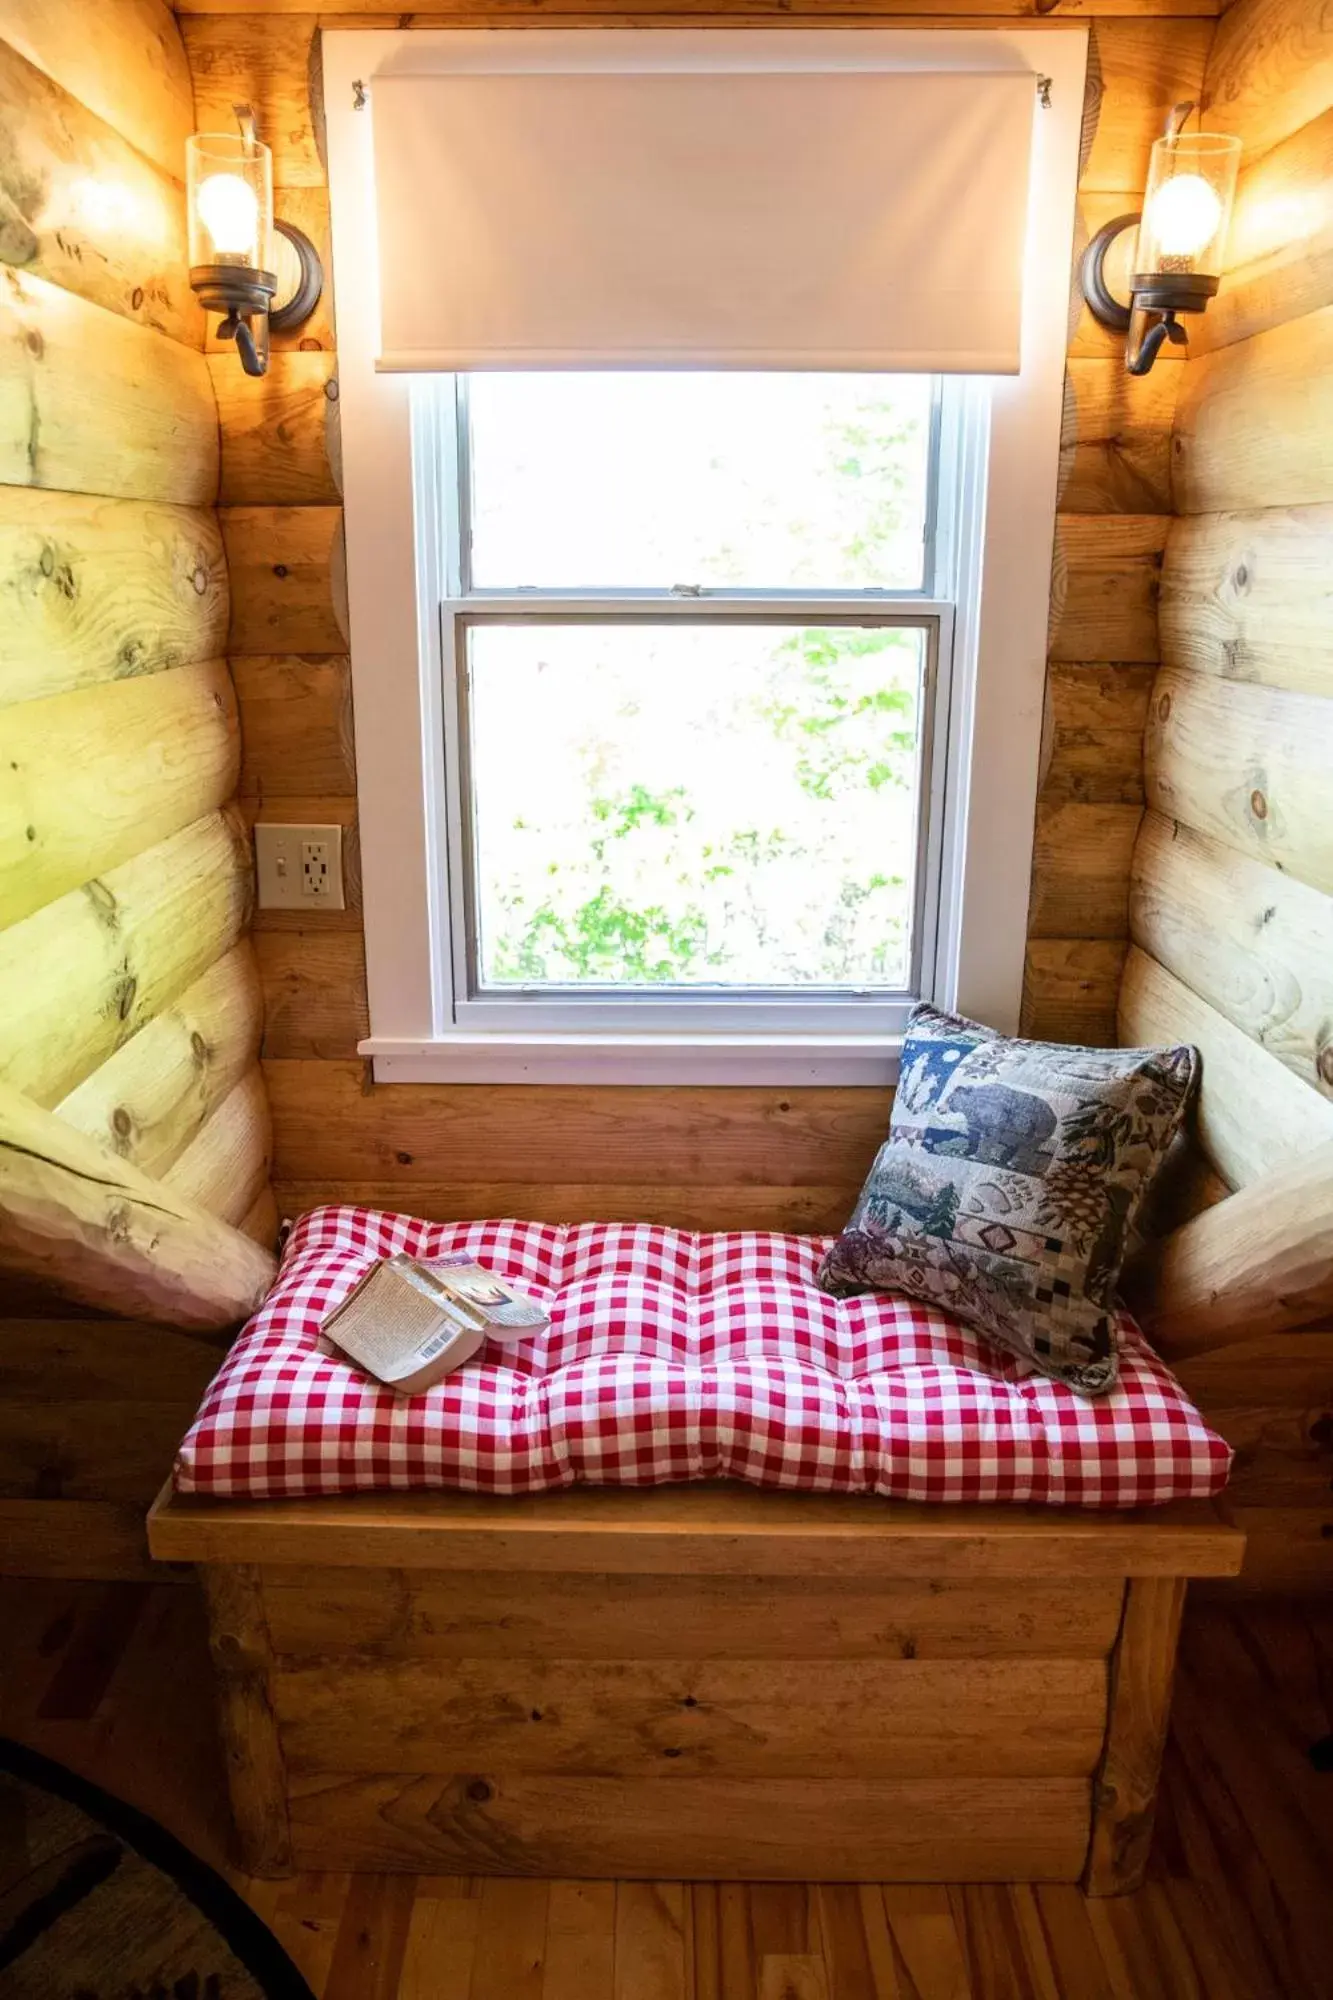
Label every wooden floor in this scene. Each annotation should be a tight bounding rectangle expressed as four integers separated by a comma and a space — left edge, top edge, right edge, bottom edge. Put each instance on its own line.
0, 1579, 1329, 1999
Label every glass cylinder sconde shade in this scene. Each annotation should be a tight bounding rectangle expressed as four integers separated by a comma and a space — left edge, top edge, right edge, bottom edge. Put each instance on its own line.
187, 132, 274, 274
1136, 130, 1241, 282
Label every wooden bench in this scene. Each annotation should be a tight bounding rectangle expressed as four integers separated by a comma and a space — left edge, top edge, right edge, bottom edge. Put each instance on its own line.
148, 1481, 1241, 1892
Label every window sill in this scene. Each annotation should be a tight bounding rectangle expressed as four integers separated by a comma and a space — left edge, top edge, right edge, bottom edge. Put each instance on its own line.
359, 1034, 902, 1086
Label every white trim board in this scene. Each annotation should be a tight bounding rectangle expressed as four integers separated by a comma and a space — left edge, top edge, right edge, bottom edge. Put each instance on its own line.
322, 25, 1089, 1086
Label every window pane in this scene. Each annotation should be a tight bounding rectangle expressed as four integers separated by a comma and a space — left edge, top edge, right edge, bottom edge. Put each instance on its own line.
466, 374, 933, 591
465, 622, 926, 991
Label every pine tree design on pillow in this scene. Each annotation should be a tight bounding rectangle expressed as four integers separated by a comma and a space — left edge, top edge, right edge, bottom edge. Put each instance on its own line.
817, 1004, 1199, 1395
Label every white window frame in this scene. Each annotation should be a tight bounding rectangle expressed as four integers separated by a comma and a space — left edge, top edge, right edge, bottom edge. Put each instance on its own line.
323, 25, 1089, 1087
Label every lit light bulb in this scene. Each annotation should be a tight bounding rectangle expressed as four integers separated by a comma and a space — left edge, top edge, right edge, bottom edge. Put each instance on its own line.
1147, 173, 1223, 260
196, 171, 259, 259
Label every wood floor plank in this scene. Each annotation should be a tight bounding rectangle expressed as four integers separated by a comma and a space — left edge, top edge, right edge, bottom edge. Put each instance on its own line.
321, 1872, 415, 2000
398, 1881, 481, 2000
543, 1880, 614, 2000
268, 1872, 351, 1999
815, 1884, 892, 2000
759, 1957, 831, 2000
1029, 1889, 1119, 2000
880, 1886, 970, 2000
614, 1883, 688, 2000
34, 1581, 147, 1720
470, 1878, 549, 2000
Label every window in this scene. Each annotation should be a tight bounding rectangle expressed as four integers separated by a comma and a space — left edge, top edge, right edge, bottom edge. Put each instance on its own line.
430, 370, 957, 1037
324, 25, 1087, 1084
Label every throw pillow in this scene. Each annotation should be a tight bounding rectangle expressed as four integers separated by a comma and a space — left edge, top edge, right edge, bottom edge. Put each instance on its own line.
817, 1004, 1199, 1395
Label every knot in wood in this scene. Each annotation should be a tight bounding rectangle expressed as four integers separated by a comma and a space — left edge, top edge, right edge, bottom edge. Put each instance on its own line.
466, 1778, 494, 1803
1233, 563, 1249, 592
131, 287, 144, 309
1157, 694, 1171, 723
1249, 789, 1268, 822
192, 566, 209, 596
1318, 1046, 1333, 1089
112, 1106, 133, 1140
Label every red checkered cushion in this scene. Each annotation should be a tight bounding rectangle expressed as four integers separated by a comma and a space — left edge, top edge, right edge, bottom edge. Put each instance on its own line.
174, 1206, 1231, 1506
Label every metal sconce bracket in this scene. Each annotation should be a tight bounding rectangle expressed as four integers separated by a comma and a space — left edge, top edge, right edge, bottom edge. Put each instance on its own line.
189, 103, 324, 378
1079, 100, 1229, 376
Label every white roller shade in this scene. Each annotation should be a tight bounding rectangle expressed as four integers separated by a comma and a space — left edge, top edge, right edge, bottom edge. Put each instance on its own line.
371, 63, 1035, 373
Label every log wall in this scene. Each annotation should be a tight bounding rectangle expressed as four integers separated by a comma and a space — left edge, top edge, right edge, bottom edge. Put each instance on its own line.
179, 5, 1213, 1241
1120, 0, 1333, 1592
0, 0, 277, 1578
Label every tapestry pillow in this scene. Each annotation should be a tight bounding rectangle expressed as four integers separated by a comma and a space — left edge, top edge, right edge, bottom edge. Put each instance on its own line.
817, 1005, 1199, 1396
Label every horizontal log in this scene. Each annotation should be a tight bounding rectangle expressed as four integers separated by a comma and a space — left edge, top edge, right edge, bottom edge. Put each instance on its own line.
1049, 516, 1166, 664
1057, 360, 1176, 515
1160, 504, 1333, 697
222, 507, 348, 654
284, 1769, 1090, 1881
0, 1498, 168, 1583
1172, 1332, 1333, 1424
1196, 108, 1333, 353
1080, 19, 1213, 194
0, 810, 252, 1107
1026, 802, 1142, 939
240, 1183, 281, 1249
0, 1070, 276, 1330
1144, 665, 1333, 897
233, 654, 355, 799
1130, 812, 1333, 1094
262, 1568, 1124, 1662
213, 352, 341, 507
1019, 939, 1128, 1047
1118, 945, 1333, 1190
1, 0, 195, 181
163, 1067, 273, 1227
274, 1654, 1107, 1779
1202, 0, 1333, 163
0, 40, 199, 346
1211, 1506, 1333, 1597
1130, 1132, 1230, 1246
1132, 1141, 1333, 1358
255, 928, 367, 1059
1173, 307, 1333, 516
182, 13, 325, 187
0, 657, 240, 932
263, 1058, 892, 1191
0, 1316, 227, 1402
0, 270, 217, 507
56, 942, 264, 1176
0, 1397, 205, 1504
1038, 662, 1154, 804
0, 490, 228, 709
272, 1182, 866, 1234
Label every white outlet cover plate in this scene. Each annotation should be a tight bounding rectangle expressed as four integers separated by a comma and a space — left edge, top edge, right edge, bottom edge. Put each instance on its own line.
255, 822, 346, 910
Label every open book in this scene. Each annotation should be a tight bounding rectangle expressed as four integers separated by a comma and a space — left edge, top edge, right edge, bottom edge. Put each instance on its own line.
321, 1253, 548, 1395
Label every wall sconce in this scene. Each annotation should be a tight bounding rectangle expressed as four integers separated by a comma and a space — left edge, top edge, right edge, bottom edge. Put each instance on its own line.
187, 106, 322, 377
1081, 103, 1240, 375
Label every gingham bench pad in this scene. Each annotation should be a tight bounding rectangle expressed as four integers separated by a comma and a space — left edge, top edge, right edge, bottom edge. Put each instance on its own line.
174, 1207, 1231, 1506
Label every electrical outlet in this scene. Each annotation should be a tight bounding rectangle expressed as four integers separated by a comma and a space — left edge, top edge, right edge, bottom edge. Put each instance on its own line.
255, 823, 345, 910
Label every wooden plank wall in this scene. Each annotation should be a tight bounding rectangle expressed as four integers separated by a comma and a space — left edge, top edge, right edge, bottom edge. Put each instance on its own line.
1118, 0, 1333, 1593
178, 3, 1214, 1236
0, 0, 277, 1577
